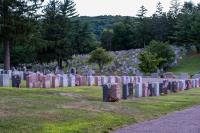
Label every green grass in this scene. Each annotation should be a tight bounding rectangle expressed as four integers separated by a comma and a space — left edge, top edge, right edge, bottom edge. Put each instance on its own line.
170, 54, 200, 75
0, 87, 200, 133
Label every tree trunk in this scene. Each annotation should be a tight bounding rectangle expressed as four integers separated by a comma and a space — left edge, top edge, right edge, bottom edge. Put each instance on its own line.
196, 46, 200, 54
99, 63, 103, 74
57, 58, 63, 70
4, 40, 10, 70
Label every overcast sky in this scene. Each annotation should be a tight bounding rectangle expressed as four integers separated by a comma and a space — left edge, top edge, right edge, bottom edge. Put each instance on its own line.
72, 0, 199, 16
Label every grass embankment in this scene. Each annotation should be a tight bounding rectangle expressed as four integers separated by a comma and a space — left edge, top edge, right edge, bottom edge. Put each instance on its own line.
170, 54, 200, 75
0, 87, 200, 133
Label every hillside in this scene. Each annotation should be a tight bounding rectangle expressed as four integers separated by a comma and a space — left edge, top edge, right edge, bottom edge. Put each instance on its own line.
78, 16, 135, 40
170, 54, 200, 75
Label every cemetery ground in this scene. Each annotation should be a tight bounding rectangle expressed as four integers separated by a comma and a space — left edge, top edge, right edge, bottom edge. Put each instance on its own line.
170, 54, 200, 75
0, 85, 200, 133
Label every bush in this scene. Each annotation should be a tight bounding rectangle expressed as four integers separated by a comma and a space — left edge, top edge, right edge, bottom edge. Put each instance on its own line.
88, 48, 113, 73
147, 40, 175, 70
139, 51, 160, 74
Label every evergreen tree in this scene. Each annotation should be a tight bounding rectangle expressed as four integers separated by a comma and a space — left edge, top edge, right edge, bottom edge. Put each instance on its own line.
100, 29, 114, 51
155, 1, 163, 17
169, 0, 181, 18
0, 0, 43, 70
41, 0, 78, 69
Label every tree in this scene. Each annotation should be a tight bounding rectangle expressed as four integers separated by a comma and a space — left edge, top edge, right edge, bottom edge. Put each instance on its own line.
147, 40, 175, 71
71, 20, 97, 55
0, 0, 43, 70
88, 48, 113, 73
112, 18, 138, 50
100, 29, 113, 51
139, 51, 160, 74
41, 0, 78, 69
169, 0, 181, 18
155, 2, 163, 17
190, 13, 200, 53
137, 5, 148, 19
151, 2, 169, 42
136, 5, 151, 48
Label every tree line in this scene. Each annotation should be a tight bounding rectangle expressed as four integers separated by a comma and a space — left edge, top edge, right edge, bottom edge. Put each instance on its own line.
100, 1, 200, 52
1, 0, 200, 70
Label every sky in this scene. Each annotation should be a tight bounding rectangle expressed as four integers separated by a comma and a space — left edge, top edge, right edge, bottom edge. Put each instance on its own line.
72, 0, 199, 16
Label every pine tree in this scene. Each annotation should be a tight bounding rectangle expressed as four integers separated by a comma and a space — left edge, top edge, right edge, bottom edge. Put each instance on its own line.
137, 5, 147, 19
41, 0, 78, 69
155, 2, 163, 17
0, 0, 43, 70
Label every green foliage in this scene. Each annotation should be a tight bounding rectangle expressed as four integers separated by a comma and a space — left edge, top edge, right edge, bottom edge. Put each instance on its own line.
139, 51, 160, 74
71, 20, 97, 55
100, 29, 114, 50
147, 40, 176, 70
170, 54, 200, 75
88, 48, 113, 72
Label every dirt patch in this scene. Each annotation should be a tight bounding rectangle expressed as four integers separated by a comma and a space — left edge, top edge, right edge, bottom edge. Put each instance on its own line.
0, 110, 11, 117
59, 93, 83, 98
63, 102, 103, 112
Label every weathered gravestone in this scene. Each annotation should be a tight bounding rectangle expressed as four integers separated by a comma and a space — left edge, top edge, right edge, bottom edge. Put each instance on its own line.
0, 74, 10, 87
12, 75, 21, 88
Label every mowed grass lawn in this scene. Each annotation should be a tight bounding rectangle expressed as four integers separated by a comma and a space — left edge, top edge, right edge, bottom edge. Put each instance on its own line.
0, 87, 200, 133
170, 54, 200, 75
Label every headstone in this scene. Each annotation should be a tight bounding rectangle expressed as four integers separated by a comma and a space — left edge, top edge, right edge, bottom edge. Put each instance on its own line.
52, 76, 59, 88
122, 84, 129, 99
26, 74, 37, 88
135, 83, 142, 97
42, 75, 51, 88
172, 81, 178, 92
0, 74, 9, 87
87, 76, 95, 86
60, 75, 68, 87
108, 76, 115, 84
68, 75, 75, 87
115, 76, 121, 84
142, 83, 148, 97
101, 76, 108, 85
152, 82, 160, 96
12, 75, 21, 88
148, 83, 155, 96
163, 80, 169, 94
102, 83, 121, 102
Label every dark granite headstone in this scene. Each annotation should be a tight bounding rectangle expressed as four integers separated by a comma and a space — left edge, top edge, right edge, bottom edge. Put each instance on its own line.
12, 75, 21, 88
